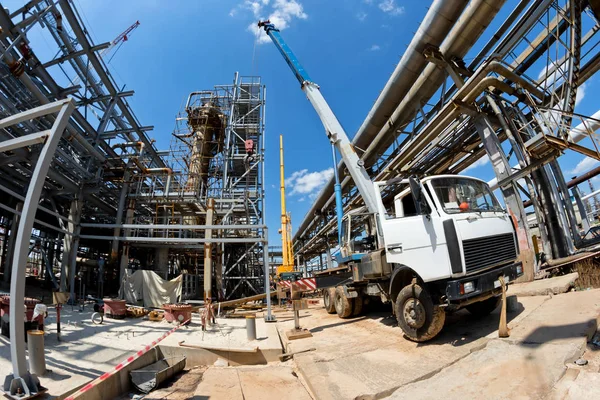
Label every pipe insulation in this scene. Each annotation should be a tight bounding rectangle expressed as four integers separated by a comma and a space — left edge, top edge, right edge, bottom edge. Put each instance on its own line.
294, 0, 508, 243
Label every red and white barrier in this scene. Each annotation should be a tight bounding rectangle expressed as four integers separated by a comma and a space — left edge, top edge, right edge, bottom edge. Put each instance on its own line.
278, 278, 317, 291
64, 319, 189, 400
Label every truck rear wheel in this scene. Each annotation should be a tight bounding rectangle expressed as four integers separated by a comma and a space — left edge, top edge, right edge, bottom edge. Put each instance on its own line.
395, 284, 445, 342
352, 295, 364, 317
465, 296, 500, 317
323, 288, 336, 314
334, 286, 354, 318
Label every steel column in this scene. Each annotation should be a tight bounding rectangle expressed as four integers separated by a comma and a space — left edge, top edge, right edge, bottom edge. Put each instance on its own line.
473, 115, 534, 279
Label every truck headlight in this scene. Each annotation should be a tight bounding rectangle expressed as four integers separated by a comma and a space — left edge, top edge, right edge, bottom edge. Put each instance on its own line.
460, 281, 475, 295
516, 265, 523, 275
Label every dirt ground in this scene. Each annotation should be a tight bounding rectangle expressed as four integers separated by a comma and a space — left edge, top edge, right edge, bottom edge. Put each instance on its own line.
121, 287, 600, 400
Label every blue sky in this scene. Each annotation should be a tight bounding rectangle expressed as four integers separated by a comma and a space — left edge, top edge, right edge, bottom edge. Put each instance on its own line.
7, 0, 600, 244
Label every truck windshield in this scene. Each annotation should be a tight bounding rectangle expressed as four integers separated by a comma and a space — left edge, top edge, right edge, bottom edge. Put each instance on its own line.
430, 177, 502, 214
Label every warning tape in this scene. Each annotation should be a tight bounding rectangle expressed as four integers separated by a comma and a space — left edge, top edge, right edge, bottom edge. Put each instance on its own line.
278, 278, 317, 291
64, 319, 189, 400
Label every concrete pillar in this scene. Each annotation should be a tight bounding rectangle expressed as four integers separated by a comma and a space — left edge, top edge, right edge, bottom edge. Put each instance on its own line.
215, 244, 223, 301
111, 168, 131, 265
474, 116, 534, 280
67, 192, 83, 302
203, 198, 215, 302
119, 199, 135, 281
60, 197, 82, 292
3, 202, 22, 283
573, 186, 591, 232
550, 161, 580, 248
155, 248, 169, 279
532, 169, 569, 258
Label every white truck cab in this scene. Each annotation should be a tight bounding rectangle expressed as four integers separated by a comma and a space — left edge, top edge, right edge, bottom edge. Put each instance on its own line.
321, 175, 523, 342
376, 175, 519, 282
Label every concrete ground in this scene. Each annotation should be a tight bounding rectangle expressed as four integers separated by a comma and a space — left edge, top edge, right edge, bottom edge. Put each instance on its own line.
277, 288, 600, 400
510, 272, 579, 297
2, 276, 599, 399
193, 364, 312, 400
0, 305, 281, 399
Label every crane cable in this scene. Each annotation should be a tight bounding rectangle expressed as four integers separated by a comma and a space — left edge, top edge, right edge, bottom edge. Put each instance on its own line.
251, 25, 261, 78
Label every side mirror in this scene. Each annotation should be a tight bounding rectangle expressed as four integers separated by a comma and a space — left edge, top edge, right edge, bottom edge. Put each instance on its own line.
408, 176, 423, 215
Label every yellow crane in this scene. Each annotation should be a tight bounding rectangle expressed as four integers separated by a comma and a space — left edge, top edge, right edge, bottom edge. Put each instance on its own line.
277, 134, 295, 276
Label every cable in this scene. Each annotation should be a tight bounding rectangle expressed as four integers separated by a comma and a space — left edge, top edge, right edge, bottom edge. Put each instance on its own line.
251, 25, 261, 78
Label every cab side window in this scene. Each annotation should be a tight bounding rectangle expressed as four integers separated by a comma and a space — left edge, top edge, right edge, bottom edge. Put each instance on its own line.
395, 192, 431, 218
401, 194, 418, 217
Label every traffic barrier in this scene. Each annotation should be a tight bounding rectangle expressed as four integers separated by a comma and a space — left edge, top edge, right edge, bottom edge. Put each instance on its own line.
64, 319, 189, 400
278, 278, 317, 291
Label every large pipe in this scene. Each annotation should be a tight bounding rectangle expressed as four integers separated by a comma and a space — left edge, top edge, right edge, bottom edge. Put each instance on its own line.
354, 0, 470, 151
294, 0, 505, 244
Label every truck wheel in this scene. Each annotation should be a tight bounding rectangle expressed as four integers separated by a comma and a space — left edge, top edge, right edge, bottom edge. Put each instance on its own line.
334, 286, 354, 318
395, 284, 445, 342
465, 296, 500, 317
323, 288, 336, 314
352, 295, 364, 317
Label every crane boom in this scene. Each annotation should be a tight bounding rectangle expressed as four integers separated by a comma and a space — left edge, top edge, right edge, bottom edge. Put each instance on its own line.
258, 21, 379, 215
279, 134, 294, 275
99, 20, 140, 59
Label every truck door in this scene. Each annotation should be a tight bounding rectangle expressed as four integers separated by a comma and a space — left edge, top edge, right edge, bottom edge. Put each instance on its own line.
375, 183, 451, 282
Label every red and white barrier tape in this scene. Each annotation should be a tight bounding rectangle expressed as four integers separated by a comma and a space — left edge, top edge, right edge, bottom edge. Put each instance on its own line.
278, 278, 317, 291
64, 320, 189, 400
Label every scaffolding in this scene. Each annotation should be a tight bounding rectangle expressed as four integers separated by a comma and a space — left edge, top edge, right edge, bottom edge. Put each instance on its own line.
122, 74, 267, 300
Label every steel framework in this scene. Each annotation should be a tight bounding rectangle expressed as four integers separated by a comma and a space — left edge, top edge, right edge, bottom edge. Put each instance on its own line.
0, 2, 271, 395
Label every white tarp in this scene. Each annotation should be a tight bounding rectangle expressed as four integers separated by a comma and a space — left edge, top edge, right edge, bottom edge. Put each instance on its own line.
118, 270, 182, 308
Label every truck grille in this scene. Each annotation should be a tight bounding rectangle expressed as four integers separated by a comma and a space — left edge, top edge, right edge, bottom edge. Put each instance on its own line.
462, 233, 517, 273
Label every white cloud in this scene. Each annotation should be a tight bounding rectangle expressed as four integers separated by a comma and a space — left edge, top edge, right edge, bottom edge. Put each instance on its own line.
378, 0, 404, 16
244, 0, 308, 44
570, 156, 599, 176
363, 0, 374, 4
461, 155, 490, 173
286, 168, 333, 195
357, 11, 367, 22
368, 44, 380, 51
298, 197, 305, 202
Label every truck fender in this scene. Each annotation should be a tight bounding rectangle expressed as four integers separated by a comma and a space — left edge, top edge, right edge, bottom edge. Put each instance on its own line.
389, 265, 420, 303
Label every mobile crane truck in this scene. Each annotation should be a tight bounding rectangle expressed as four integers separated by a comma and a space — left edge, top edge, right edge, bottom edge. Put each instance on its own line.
258, 21, 523, 341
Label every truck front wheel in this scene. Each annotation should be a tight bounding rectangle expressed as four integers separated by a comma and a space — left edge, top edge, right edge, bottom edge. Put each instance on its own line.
334, 286, 354, 318
323, 288, 337, 314
395, 284, 446, 342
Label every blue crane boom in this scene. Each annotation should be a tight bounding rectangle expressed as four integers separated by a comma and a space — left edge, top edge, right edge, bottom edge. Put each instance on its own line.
257, 20, 379, 219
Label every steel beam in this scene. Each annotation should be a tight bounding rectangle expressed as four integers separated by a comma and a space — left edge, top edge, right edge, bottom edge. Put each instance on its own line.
41, 42, 111, 68
79, 235, 266, 243
3, 99, 74, 397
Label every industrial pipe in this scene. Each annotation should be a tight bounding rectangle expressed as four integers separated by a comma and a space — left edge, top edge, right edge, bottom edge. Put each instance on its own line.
293, 0, 507, 244
355, 0, 470, 149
